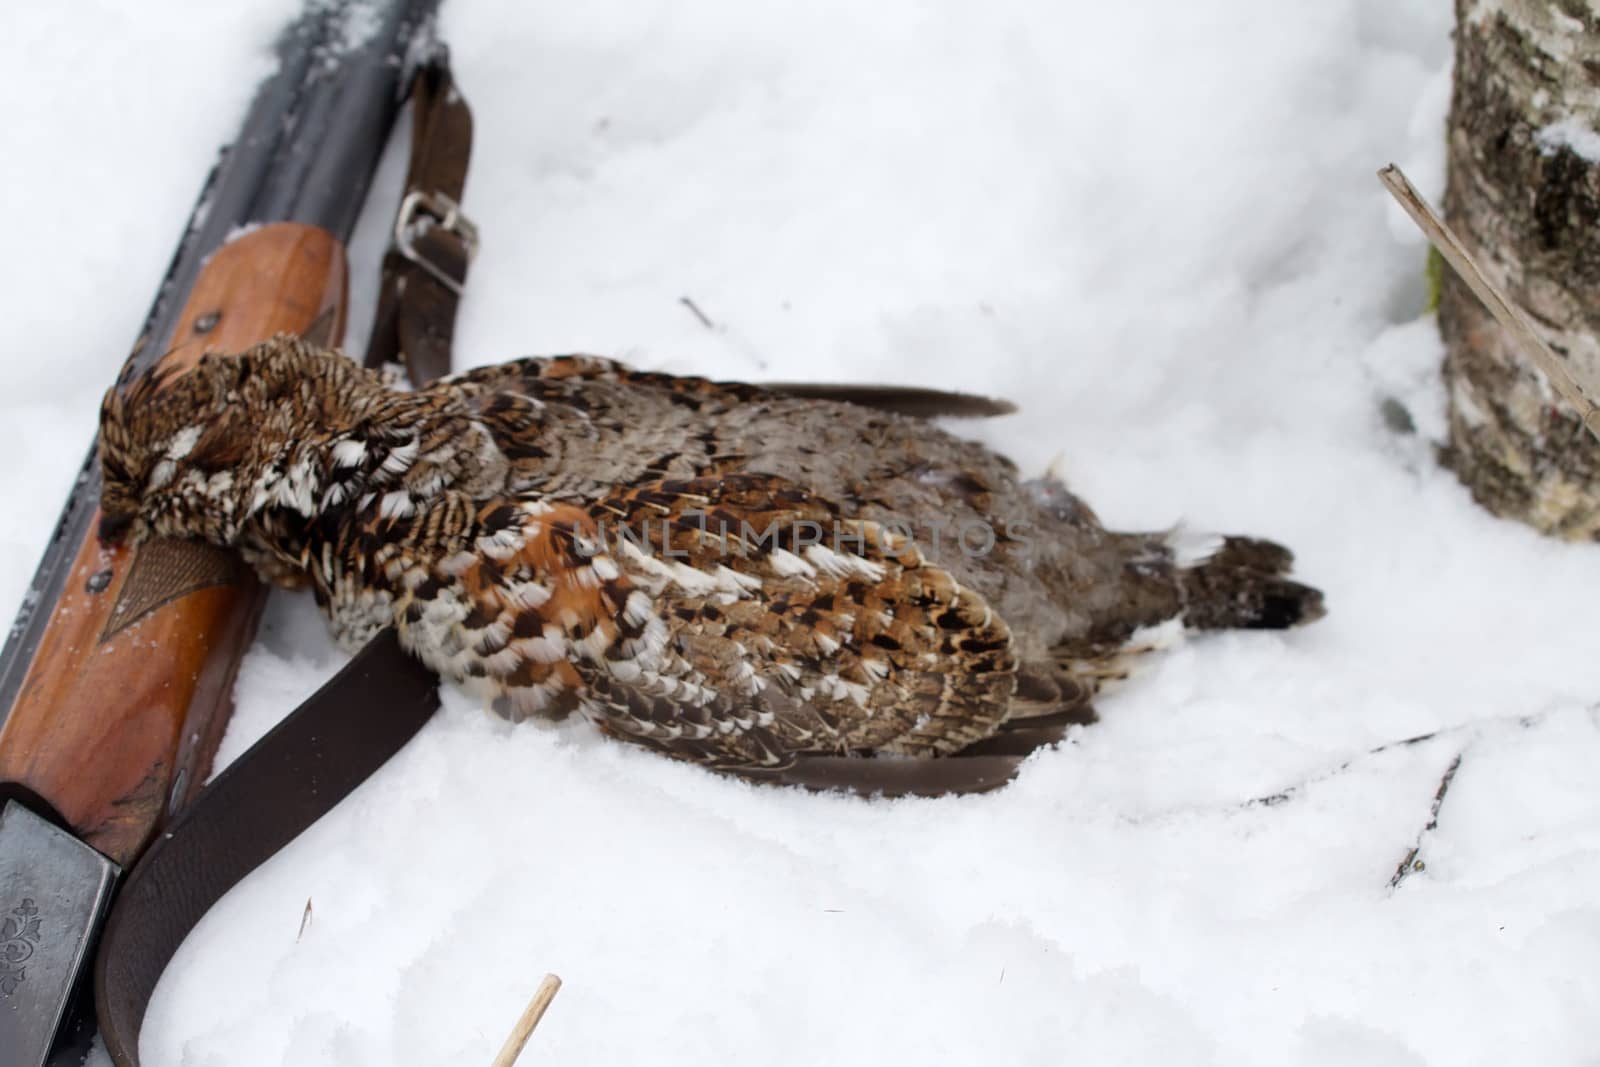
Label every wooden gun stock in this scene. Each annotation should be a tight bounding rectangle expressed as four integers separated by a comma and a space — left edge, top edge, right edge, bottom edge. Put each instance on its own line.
0, 223, 346, 867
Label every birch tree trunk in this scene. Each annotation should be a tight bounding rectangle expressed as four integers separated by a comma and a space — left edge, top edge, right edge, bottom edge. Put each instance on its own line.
1439, 0, 1600, 536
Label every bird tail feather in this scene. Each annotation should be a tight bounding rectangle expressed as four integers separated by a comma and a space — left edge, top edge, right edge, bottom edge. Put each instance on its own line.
1177, 535, 1325, 630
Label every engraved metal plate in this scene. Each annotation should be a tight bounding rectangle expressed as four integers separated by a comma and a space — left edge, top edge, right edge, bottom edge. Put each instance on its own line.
0, 801, 119, 1066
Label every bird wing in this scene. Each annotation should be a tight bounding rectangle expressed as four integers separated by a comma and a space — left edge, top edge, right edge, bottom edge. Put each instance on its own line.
441, 355, 1016, 419
579, 473, 1019, 767
383, 475, 1019, 773
757, 382, 1016, 418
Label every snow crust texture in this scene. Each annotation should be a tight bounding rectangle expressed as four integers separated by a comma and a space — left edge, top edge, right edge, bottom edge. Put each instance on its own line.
6, 1, 1599, 1064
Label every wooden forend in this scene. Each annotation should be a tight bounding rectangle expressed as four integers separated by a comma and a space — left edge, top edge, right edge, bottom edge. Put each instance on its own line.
0, 222, 347, 866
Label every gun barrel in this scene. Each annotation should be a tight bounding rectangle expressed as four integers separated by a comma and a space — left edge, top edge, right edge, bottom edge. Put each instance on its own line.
0, 2, 444, 1063
0, 0, 438, 742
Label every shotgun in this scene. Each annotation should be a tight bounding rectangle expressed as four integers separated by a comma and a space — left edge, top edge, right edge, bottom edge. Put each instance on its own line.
0, 2, 441, 1062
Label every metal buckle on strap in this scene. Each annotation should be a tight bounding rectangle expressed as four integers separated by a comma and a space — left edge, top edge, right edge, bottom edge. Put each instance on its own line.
393, 190, 479, 295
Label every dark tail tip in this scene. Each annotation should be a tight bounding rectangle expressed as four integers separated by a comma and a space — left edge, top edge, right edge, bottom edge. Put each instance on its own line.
1181, 537, 1325, 631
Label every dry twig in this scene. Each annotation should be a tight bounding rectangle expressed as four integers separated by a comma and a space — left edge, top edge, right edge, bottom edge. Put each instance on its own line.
1388, 751, 1465, 890
1243, 726, 1447, 809
1377, 164, 1600, 442
490, 973, 563, 1067
680, 296, 716, 330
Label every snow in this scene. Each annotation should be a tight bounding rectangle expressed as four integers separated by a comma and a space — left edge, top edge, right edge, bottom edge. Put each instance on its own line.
1537, 116, 1600, 163
5, 0, 1600, 1064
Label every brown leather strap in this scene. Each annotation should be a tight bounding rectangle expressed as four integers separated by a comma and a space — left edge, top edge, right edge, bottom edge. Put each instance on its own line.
744, 752, 1028, 796
363, 59, 476, 385
90, 63, 473, 1067
94, 632, 438, 1066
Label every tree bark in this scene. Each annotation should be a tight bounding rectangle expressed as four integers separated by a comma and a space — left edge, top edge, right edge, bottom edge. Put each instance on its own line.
1440, 0, 1600, 537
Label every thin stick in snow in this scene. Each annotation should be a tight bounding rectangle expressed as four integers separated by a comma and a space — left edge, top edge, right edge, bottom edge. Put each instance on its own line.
491, 973, 563, 1067
1388, 751, 1465, 890
1243, 725, 1447, 809
680, 295, 717, 330
1377, 164, 1600, 443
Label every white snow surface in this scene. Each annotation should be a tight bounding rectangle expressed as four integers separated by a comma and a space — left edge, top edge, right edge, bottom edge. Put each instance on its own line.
1537, 116, 1600, 163
7, 1, 1600, 1064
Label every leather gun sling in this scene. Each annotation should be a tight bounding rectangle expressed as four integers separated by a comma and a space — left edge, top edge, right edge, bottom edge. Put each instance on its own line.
363, 59, 476, 382
93, 61, 475, 1067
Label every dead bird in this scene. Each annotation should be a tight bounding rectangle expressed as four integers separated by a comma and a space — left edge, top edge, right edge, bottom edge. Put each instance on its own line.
98, 336, 1323, 794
